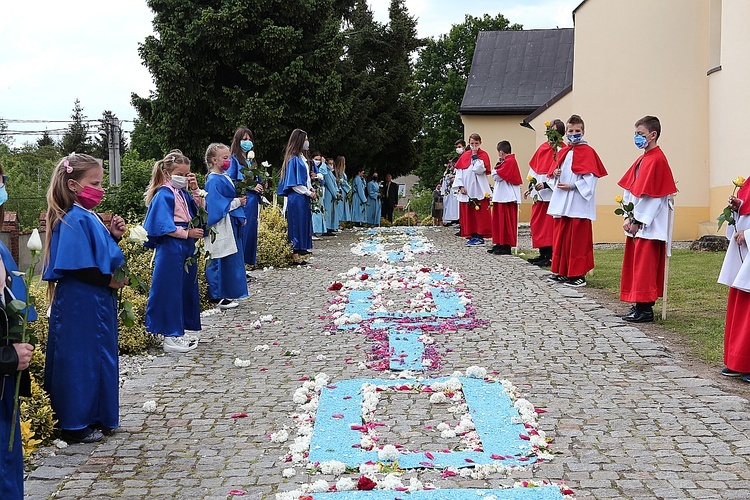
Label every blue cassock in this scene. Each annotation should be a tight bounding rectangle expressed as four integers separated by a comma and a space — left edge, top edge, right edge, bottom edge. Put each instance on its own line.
351, 175, 367, 223
366, 180, 382, 225
205, 172, 248, 300
228, 155, 260, 267
142, 186, 201, 337
337, 174, 352, 223
321, 164, 340, 230
277, 156, 313, 252
311, 163, 326, 235
0, 240, 36, 500
43, 205, 125, 432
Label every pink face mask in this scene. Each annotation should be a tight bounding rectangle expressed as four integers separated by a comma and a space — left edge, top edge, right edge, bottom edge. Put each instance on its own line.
221, 159, 231, 171
77, 185, 105, 210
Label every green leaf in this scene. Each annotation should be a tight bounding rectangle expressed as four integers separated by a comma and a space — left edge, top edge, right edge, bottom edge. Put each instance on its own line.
614, 208, 624, 216
6, 299, 27, 314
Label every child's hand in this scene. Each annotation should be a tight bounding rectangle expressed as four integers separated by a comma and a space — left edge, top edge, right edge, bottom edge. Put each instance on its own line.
535, 183, 544, 191
187, 173, 199, 191
238, 197, 247, 207
109, 274, 129, 290
523, 189, 531, 199
735, 230, 746, 247
110, 215, 126, 239
459, 187, 467, 195
14, 343, 34, 371
188, 228, 204, 239
557, 183, 573, 191
253, 183, 264, 194
729, 196, 742, 212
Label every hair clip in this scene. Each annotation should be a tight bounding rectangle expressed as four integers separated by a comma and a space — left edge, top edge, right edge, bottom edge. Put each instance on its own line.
169, 155, 176, 163
63, 160, 73, 173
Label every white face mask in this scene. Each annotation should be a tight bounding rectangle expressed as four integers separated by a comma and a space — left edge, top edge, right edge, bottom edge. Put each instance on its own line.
169, 175, 188, 190
303, 140, 310, 151
456, 147, 464, 154
313, 160, 321, 167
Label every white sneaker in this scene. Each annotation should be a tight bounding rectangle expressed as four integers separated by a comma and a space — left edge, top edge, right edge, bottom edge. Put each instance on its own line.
217, 299, 239, 310
163, 336, 198, 353
185, 333, 200, 343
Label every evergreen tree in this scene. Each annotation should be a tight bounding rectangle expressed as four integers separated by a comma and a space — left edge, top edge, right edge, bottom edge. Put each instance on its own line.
93, 111, 128, 160
60, 99, 93, 155
131, 0, 356, 170
37, 131, 56, 148
414, 14, 522, 188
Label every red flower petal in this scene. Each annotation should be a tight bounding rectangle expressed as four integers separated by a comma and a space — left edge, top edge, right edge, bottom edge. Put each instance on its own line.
227, 490, 246, 496
230, 413, 248, 418
357, 476, 377, 490
332, 413, 344, 419
519, 434, 530, 440
490, 454, 505, 460
441, 470, 457, 478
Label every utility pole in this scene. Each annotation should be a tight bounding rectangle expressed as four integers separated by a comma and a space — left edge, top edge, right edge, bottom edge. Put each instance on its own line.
108, 119, 122, 185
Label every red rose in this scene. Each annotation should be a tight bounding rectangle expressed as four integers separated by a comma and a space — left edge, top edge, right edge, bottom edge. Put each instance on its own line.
359, 274, 369, 280
327, 282, 344, 291
357, 476, 377, 490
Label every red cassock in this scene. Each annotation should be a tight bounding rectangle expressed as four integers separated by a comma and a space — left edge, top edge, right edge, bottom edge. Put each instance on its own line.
724, 179, 750, 372
456, 149, 492, 238
550, 217, 594, 277
528, 142, 560, 249
617, 147, 676, 303
490, 155, 521, 245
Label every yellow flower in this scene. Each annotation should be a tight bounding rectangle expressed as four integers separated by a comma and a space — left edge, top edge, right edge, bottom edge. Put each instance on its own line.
614, 195, 623, 204
544, 121, 551, 127
21, 420, 41, 459
733, 176, 746, 188
474, 205, 480, 210
484, 192, 491, 199
527, 174, 533, 181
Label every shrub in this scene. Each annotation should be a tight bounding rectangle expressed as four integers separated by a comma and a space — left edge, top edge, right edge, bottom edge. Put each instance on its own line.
379, 218, 393, 228
420, 215, 433, 226
407, 188, 432, 221
20, 376, 56, 450
257, 206, 293, 268
393, 213, 418, 226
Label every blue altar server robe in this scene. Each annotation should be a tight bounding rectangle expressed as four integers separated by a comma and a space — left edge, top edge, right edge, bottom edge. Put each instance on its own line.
311, 163, 326, 235
321, 164, 340, 230
366, 180, 382, 225
43, 205, 125, 432
228, 155, 261, 266
277, 156, 313, 251
205, 173, 248, 300
143, 186, 201, 337
351, 175, 367, 223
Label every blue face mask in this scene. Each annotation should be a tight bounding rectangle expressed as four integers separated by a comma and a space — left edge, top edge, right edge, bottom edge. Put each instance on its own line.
240, 140, 253, 152
634, 133, 649, 149
0, 185, 7, 206
567, 133, 583, 144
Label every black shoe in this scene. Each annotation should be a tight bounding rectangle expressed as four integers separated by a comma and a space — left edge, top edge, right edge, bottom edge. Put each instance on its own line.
487, 245, 499, 254
527, 256, 542, 264
293, 260, 308, 266
533, 259, 551, 267
721, 368, 745, 377
623, 309, 654, 323
455, 231, 462, 237
495, 245, 512, 255
619, 305, 637, 319
61, 427, 104, 444
298, 250, 311, 256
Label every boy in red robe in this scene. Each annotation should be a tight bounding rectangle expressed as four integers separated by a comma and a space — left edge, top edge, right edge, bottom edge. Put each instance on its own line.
488, 140, 522, 255
617, 115, 677, 323
453, 133, 493, 246
526, 119, 565, 267
547, 114, 607, 287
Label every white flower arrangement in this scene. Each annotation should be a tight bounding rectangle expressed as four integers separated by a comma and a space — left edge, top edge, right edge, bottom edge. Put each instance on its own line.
233, 358, 252, 368
142, 400, 157, 413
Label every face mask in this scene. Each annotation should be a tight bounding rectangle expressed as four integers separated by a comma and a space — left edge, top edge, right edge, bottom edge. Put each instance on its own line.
170, 174, 188, 189
240, 140, 254, 152
634, 133, 649, 149
567, 133, 583, 144
0, 185, 7, 206
456, 147, 464, 154
313, 160, 321, 167
77, 185, 105, 210
302, 140, 310, 151
221, 159, 231, 171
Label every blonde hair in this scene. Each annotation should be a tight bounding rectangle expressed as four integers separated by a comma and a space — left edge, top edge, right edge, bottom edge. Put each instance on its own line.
334, 156, 346, 181
204, 143, 229, 171
144, 150, 191, 205
44, 153, 102, 302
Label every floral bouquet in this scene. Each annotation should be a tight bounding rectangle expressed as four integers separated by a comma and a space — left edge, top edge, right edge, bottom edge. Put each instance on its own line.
544, 120, 563, 162
717, 176, 746, 230
237, 154, 274, 205
183, 192, 216, 274
527, 174, 539, 202
311, 173, 325, 214
613, 194, 635, 221
116, 226, 150, 326
469, 193, 491, 210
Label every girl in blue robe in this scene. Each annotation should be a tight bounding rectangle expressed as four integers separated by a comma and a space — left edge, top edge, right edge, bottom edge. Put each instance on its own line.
143, 151, 204, 353
351, 168, 367, 225
0, 239, 36, 500
366, 174, 382, 226
43, 153, 127, 443
321, 158, 340, 231
204, 143, 248, 308
310, 155, 326, 236
334, 156, 351, 223
228, 127, 264, 268
277, 129, 314, 264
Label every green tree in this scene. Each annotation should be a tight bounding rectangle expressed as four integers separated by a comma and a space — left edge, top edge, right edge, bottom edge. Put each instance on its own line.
0, 118, 12, 148
0, 145, 59, 229
333, 0, 423, 177
131, 0, 356, 173
60, 99, 93, 155
98, 150, 155, 222
93, 111, 128, 160
129, 118, 163, 161
413, 14, 522, 188
36, 131, 57, 149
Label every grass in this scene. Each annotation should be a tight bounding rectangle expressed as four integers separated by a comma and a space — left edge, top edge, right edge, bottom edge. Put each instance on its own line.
523, 247, 728, 366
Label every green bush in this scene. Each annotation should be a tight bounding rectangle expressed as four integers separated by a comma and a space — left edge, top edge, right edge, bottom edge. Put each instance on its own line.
21, 376, 56, 449
99, 151, 155, 222
407, 188, 432, 221
379, 218, 393, 227
257, 205, 293, 268
393, 213, 418, 226
420, 215, 433, 226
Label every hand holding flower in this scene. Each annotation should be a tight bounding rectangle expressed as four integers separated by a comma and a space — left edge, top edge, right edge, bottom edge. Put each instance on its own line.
110, 214, 127, 239
735, 230, 746, 247
13, 343, 34, 371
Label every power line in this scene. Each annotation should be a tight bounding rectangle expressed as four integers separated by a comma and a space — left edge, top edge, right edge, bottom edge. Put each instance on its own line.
2, 119, 135, 123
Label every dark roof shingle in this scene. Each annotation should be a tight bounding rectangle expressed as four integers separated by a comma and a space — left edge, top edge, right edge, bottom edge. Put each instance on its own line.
460, 29, 574, 115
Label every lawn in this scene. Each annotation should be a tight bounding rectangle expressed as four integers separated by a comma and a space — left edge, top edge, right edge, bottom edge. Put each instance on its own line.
585, 248, 728, 365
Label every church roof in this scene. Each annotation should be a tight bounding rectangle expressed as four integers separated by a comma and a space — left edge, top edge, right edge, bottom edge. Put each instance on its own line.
460, 28, 574, 116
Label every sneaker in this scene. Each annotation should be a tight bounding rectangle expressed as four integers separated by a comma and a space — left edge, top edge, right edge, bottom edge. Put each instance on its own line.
60, 427, 104, 444
163, 336, 198, 353
312, 235, 322, 241
475, 238, 485, 245
743, 374, 750, 383
564, 276, 587, 287
217, 299, 239, 310
465, 237, 477, 246
721, 367, 745, 377
545, 274, 566, 283
533, 259, 551, 267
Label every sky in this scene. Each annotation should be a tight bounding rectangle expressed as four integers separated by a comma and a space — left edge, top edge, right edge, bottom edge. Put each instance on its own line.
0, 0, 577, 146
